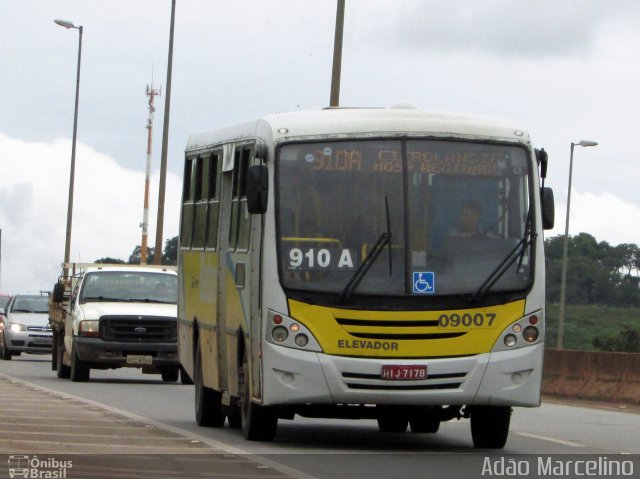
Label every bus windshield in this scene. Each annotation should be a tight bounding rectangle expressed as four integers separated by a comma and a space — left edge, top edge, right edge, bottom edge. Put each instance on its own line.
276, 139, 533, 298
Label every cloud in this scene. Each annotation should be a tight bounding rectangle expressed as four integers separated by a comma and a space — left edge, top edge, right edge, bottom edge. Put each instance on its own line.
547, 190, 640, 246
0, 133, 181, 294
370, 0, 640, 58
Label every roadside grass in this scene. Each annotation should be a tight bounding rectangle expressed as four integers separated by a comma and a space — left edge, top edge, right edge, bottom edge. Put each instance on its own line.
545, 303, 640, 351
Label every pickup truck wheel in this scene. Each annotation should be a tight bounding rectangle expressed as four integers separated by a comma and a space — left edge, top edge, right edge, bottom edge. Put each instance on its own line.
180, 365, 193, 385
70, 339, 90, 382
56, 333, 70, 379
194, 341, 224, 427
161, 366, 179, 382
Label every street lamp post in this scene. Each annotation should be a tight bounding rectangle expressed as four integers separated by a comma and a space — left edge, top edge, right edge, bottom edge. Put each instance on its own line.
557, 139, 598, 349
54, 19, 83, 277
330, 0, 345, 107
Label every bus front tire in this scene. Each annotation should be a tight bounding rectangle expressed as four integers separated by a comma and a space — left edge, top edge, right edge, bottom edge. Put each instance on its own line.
470, 406, 511, 449
239, 357, 277, 441
409, 410, 440, 433
376, 407, 408, 433
194, 341, 225, 427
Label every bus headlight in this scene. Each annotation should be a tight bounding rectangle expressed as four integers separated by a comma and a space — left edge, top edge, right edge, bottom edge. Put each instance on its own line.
523, 326, 539, 343
272, 326, 288, 342
493, 310, 544, 352
267, 310, 322, 352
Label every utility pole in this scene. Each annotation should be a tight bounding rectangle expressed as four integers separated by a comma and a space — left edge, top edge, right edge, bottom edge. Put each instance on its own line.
140, 82, 161, 264
330, 0, 346, 107
154, 0, 176, 264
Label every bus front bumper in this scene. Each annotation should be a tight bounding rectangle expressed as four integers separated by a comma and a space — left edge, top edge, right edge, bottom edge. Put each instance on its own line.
261, 341, 543, 408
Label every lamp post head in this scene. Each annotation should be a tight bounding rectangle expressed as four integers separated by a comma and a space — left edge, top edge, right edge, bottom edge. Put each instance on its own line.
54, 19, 78, 29
577, 140, 598, 147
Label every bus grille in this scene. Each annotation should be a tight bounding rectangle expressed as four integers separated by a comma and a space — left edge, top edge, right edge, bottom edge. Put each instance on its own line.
100, 316, 177, 343
335, 317, 466, 341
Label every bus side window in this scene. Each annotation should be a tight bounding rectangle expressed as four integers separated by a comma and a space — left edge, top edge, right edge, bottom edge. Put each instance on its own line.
192, 156, 207, 248
180, 157, 196, 249
229, 146, 253, 251
205, 151, 222, 250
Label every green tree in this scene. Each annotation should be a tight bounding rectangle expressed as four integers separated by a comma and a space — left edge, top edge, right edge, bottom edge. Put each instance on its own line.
128, 246, 155, 264
161, 236, 178, 265
94, 257, 125, 264
127, 236, 177, 265
545, 233, 640, 307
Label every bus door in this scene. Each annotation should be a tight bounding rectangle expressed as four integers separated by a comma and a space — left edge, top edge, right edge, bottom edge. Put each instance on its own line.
180, 150, 223, 387
218, 142, 257, 401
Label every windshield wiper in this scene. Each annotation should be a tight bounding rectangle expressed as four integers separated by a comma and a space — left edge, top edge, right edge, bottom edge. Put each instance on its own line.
83, 296, 122, 302
469, 209, 536, 302
339, 197, 392, 303
130, 298, 175, 304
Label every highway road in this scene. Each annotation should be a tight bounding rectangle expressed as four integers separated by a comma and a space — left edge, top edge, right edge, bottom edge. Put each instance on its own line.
1, 354, 639, 479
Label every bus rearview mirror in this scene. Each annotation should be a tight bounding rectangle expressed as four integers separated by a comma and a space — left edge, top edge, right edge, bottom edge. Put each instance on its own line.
541, 187, 555, 230
246, 165, 269, 214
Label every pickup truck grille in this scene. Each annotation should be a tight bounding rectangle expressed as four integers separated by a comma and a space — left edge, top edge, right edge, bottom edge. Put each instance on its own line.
100, 316, 177, 343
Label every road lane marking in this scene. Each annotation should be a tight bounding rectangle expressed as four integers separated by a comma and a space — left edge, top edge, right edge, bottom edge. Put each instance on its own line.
516, 432, 586, 448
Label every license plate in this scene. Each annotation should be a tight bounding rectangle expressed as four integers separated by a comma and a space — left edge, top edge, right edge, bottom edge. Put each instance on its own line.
32, 338, 52, 345
126, 355, 153, 365
381, 365, 427, 380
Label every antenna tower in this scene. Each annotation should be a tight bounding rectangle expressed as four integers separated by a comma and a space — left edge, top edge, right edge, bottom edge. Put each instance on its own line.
140, 81, 161, 264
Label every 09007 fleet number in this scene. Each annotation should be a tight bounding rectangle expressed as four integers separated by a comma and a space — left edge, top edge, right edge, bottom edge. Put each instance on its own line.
438, 312, 496, 328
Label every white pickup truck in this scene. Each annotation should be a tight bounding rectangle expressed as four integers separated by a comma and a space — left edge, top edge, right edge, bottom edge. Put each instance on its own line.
49, 263, 183, 382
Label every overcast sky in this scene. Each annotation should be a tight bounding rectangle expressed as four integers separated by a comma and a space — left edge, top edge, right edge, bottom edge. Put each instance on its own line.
1, 0, 639, 293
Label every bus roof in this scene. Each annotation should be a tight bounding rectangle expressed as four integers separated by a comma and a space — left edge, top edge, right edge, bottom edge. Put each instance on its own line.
185, 107, 531, 153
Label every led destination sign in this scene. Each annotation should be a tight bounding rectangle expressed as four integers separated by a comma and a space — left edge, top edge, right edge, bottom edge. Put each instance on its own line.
306, 147, 504, 176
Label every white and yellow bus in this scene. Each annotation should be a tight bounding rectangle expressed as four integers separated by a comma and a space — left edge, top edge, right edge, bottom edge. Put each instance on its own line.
177, 106, 555, 448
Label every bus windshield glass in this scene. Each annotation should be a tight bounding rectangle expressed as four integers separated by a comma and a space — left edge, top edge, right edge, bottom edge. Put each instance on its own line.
276, 139, 533, 297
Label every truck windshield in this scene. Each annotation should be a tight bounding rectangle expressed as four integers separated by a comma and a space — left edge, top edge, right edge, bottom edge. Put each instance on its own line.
276, 139, 533, 298
80, 271, 177, 304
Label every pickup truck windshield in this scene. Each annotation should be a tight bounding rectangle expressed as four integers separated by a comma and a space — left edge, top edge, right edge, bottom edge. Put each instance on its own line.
276, 139, 533, 297
79, 271, 177, 304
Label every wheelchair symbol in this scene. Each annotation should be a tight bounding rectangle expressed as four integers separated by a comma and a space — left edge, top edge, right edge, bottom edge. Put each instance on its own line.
413, 272, 435, 294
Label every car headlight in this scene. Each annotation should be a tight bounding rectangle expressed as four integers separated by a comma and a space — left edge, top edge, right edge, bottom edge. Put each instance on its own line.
78, 320, 100, 337
9, 323, 26, 332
